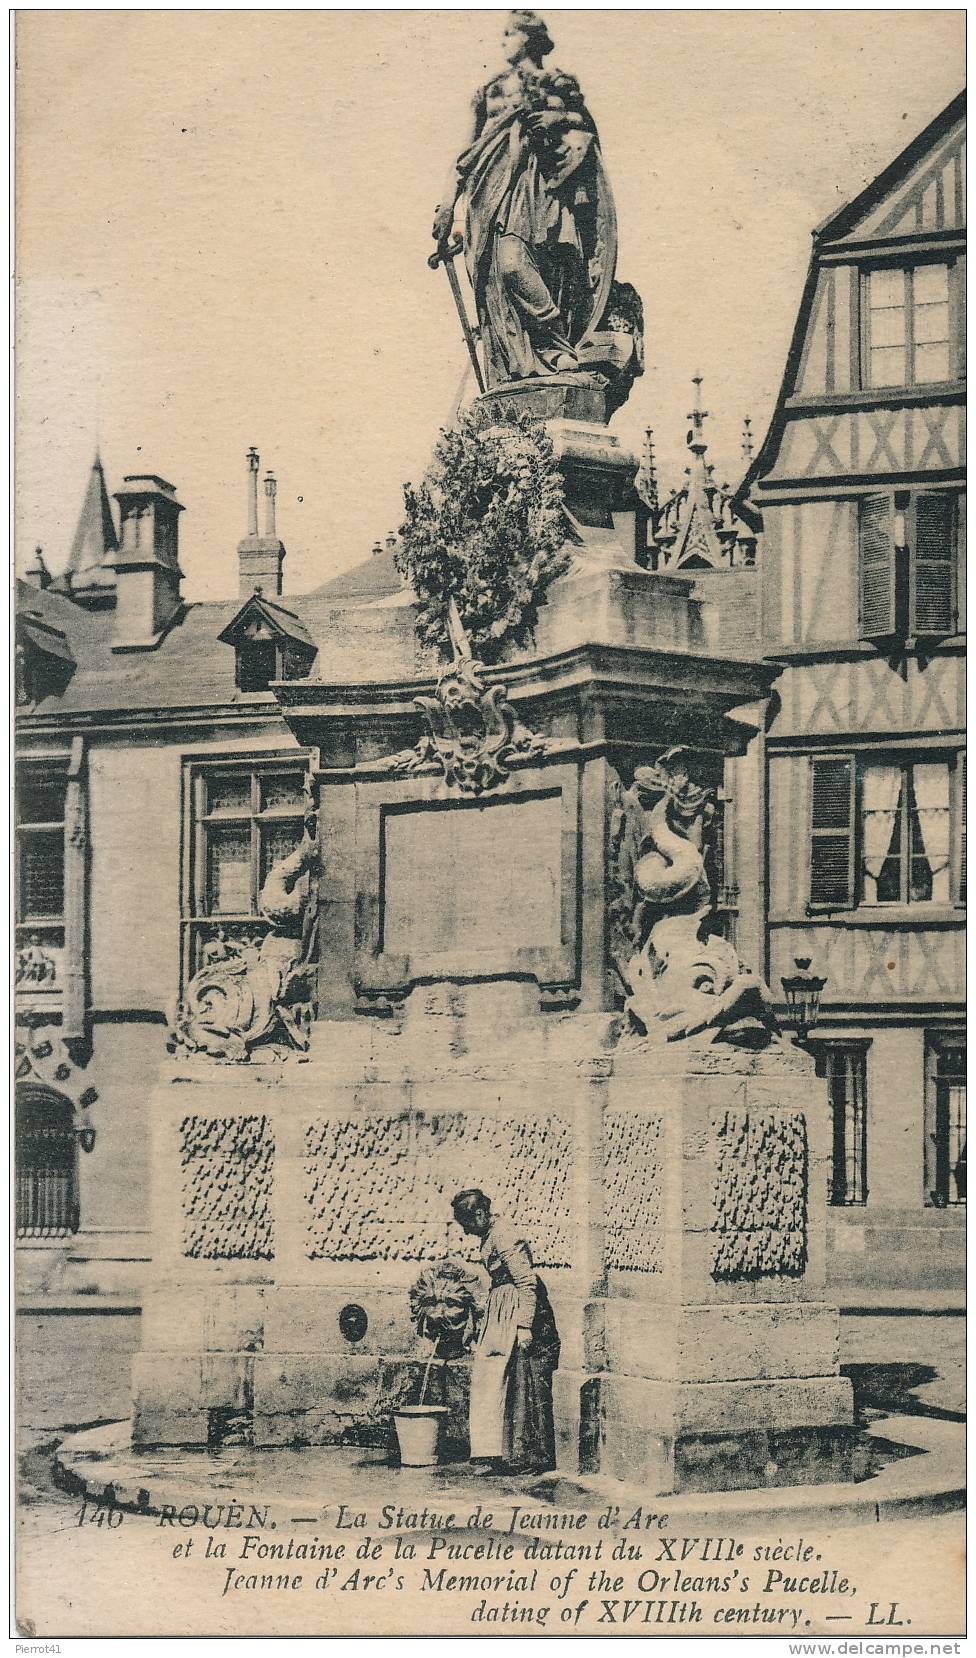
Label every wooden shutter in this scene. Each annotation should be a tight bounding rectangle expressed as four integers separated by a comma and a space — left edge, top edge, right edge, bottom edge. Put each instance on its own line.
859, 495, 896, 638
911, 492, 956, 635
809, 756, 856, 908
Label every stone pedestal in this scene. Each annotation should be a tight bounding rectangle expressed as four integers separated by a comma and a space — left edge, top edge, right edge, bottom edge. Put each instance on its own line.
132, 989, 851, 1492
555, 1038, 853, 1493
476, 375, 644, 561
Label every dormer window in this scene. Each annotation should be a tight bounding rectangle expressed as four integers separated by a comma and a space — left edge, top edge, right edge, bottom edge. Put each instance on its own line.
237, 618, 281, 693
15, 612, 76, 707
218, 592, 316, 695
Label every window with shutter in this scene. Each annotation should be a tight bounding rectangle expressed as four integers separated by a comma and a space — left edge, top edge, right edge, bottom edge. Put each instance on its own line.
809, 757, 855, 908
911, 493, 956, 635
858, 495, 896, 639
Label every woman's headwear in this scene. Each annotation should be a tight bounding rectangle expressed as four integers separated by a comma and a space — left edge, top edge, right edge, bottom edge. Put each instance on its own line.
452, 1188, 490, 1219
510, 9, 554, 59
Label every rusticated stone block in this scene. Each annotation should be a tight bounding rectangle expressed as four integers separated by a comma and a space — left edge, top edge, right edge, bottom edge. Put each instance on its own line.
303, 1111, 573, 1267
710, 1107, 807, 1280
604, 1112, 664, 1272
180, 1114, 274, 1261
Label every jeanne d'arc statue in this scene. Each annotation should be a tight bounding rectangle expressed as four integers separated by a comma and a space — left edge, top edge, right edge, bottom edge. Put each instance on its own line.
431, 10, 639, 399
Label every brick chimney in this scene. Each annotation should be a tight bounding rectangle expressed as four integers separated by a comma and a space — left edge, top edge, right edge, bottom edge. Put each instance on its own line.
238, 448, 286, 597
112, 475, 184, 641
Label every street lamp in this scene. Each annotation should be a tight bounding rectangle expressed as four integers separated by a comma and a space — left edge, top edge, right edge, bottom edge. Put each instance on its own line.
780, 956, 827, 1044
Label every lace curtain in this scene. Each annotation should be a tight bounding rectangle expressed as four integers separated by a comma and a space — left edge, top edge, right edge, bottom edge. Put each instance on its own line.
861, 764, 902, 903
912, 762, 951, 903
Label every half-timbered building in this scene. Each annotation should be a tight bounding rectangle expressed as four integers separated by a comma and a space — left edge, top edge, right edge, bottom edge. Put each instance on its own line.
741, 92, 966, 1292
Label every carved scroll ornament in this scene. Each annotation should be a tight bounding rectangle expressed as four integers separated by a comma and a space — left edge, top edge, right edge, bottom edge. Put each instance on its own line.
381, 653, 549, 796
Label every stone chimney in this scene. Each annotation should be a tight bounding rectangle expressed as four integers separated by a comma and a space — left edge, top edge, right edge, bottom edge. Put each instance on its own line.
238, 449, 286, 598
112, 475, 184, 641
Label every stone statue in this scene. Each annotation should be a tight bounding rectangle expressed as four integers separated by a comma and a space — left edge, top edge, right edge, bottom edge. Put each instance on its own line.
168, 783, 320, 1062
608, 748, 776, 1046
432, 10, 628, 393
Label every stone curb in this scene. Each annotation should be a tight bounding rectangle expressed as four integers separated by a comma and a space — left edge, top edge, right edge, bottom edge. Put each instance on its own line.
52, 1417, 964, 1534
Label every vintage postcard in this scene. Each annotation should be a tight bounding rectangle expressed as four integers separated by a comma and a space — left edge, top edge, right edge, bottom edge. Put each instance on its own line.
14, 7, 965, 1642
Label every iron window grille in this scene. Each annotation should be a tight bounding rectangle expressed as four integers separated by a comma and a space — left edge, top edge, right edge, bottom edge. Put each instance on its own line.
925, 1033, 966, 1207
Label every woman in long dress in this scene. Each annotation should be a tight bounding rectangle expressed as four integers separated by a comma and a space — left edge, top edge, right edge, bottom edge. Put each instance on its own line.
451, 1188, 560, 1473
431, 11, 616, 387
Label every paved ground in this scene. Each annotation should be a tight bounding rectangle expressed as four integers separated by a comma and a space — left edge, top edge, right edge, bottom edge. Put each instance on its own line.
16, 1308, 965, 1504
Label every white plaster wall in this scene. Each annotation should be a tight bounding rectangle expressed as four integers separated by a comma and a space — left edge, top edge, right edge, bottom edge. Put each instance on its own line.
89, 742, 183, 1013
866, 1026, 926, 1208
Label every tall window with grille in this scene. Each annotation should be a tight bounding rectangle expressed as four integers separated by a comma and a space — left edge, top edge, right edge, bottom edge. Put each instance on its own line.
183, 758, 308, 981
15, 765, 67, 999
925, 1034, 966, 1207
821, 1045, 868, 1205
16, 1086, 79, 1238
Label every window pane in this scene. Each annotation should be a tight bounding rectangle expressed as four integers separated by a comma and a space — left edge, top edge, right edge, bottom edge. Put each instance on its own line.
870, 305, 908, 347
18, 776, 66, 825
870, 268, 906, 308
870, 345, 907, 386
827, 1048, 867, 1204
914, 301, 949, 344
16, 1088, 79, 1238
260, 821, 303, 886
206, 826, 252, 914
914, 262, 949, 304
914, 341, 950, 383
932, 1043, 967, 1206
260, 772, 304, 812
207, 774, 251, 815
19, 830, 65, 918
861, 764, 903, 904
910, 763, 950, 903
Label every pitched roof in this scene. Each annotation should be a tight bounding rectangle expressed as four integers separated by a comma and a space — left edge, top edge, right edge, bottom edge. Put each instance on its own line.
813, 90, 965, 247
63, 455, 119, 588
736, 92, 966, 503
217, 591, 317, 650
309, 545, 403, 601
14, 577, 423, 718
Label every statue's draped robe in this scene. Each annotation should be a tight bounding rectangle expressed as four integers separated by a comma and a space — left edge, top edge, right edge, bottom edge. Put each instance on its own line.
456, 70, 616, 385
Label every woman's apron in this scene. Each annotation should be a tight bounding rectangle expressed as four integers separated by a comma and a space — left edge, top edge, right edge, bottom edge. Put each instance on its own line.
469, 1269, 559, 1464
469, 1279, 520, 1459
